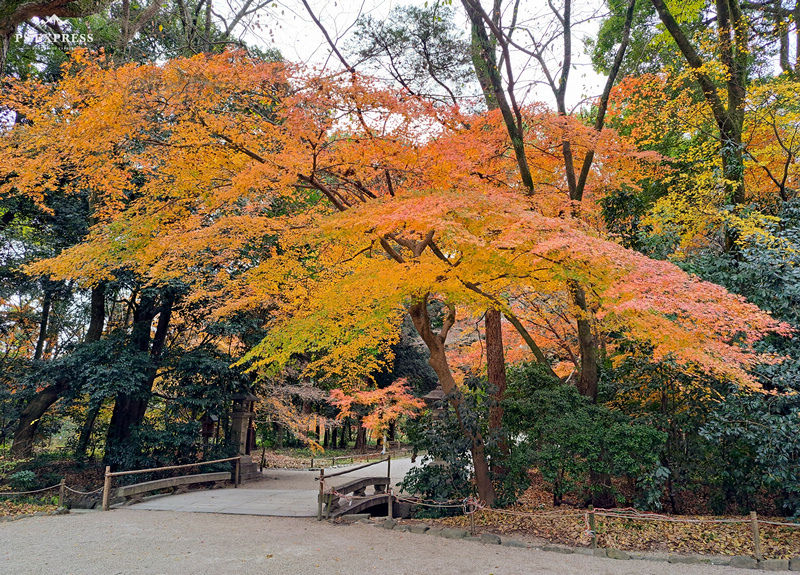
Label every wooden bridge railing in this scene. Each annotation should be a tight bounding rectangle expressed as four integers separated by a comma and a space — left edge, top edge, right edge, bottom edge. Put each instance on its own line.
317, 455, 392, 521
102, 456, 242, 510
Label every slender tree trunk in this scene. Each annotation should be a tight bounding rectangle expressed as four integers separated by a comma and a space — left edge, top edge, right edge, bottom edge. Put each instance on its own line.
409, 297, 496, 506
650, 0, 747, 206
33, 290, 52, 361
388, 421, 396, 442
462, 0, 534, 194
10, 282, 106, 458
570, 282, 599, 401
75, 401, 102, 460
486, 309, 509, 458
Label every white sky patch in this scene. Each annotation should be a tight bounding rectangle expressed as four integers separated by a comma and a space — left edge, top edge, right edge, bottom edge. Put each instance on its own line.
250, 0, 608, 112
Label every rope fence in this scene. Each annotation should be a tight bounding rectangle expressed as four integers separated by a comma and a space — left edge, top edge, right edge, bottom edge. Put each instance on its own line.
388, 496, 800, 559
1, 479, 104, 508
0, 484, 63, 496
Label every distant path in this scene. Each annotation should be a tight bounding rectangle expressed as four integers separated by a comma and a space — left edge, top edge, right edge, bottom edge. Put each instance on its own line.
0, 510, 772, 575
130, 456, 422, 517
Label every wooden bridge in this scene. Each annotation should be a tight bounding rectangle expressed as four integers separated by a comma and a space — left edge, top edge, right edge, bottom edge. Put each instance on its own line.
317, 456, 394, 520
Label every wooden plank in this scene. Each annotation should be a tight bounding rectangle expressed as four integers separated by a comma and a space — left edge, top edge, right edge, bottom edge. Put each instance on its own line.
322, 476, 389, 499
116, 472, 230, 497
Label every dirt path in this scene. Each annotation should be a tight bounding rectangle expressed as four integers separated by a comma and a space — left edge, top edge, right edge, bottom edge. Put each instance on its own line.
0, 509, 785, 575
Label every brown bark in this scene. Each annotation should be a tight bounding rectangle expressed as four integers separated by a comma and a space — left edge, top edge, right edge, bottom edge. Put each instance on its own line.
86, 283, 106, 343
33, 290, 51, 361
461, 0, 535, 194
10, 282, 106, 458
486, 308, 508, 457
9, 378, 68, 458
355, 421, 367, 452
105, 291, 173, 465
409, 296, 496, 506
570, 281, 599, 402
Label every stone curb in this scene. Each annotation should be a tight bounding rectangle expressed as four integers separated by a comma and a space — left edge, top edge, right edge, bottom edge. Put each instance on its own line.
378, 520, 800, 570
0, 507, 69, 523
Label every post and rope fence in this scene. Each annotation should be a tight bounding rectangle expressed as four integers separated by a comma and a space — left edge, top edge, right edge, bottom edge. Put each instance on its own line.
751, 511, 763, 562
386, 496, 799, 561
588, 505, 597, 549
0, 480, 104, 506
101, 455, 242, 511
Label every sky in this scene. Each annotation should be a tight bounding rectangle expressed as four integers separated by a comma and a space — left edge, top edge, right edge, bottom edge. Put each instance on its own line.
248, 0, 609, 111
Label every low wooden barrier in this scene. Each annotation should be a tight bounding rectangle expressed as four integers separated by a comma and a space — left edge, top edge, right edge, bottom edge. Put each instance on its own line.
102, 456, 241, 511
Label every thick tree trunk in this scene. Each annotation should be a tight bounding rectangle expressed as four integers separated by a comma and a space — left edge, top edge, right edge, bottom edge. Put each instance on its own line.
105, 292, 173, 465
355, 421, 367, 453
486, 308, 510, 483
86, 283, 106, 342
409, 297, 496, 506
9, 379, 68, 458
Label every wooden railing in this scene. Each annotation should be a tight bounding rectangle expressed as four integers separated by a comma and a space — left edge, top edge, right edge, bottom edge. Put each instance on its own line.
317, 455, 392, 521
310, 447, 412, 469
102, 456, 241, 510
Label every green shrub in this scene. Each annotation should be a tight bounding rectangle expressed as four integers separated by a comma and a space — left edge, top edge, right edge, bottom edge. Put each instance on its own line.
8, 470, 38, 491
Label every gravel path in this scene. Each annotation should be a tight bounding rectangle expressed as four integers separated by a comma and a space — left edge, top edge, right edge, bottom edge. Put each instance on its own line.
0, 510, 784, 575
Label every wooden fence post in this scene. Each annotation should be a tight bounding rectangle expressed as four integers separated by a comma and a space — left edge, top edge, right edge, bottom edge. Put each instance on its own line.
750, 511, 762, 561
470, 505, 475, 535
234, 458, 240, 487
58, 478, 65, 508
317, 468, 324, 521
102, 466, 112, 511
588, 505, 597, 549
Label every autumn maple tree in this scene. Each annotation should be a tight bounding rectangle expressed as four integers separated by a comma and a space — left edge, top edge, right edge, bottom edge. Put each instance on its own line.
0, 51, 789, 500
